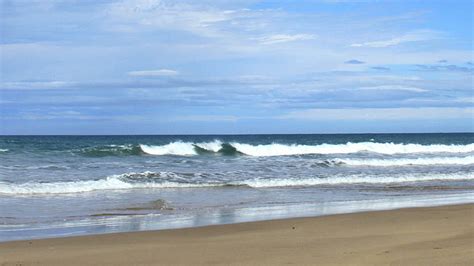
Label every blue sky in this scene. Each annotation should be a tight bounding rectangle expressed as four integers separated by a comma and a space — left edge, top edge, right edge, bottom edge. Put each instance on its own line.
0, 0, 473, 134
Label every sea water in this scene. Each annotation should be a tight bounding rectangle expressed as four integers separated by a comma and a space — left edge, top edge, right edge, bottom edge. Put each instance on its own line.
0, 133, 473, 241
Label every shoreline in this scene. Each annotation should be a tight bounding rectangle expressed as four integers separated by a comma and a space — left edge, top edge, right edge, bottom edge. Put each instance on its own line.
2, 194, 473, 243
1, 203, 473, 265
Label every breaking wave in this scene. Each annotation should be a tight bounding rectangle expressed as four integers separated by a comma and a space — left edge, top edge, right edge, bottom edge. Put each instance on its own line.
139, 141, 242, 156
138, 141, 474, 156
334, 155, 474, 167
238, 172, 474, 188
70, 141, 474, 157
1, 171, 472, 195
0, 171, 220, 195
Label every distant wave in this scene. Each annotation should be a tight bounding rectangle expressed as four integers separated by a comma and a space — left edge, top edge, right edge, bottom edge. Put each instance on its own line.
1, 171, 472, 195
230, 142, 474, 156
78, 145, 143, 157
0, 164, 71, 170
0, 149, 8, 153
138, 141, 474, 156
69, 141, 474, 157
2, 156, 469, 172
333, 155, 474, 167
139, 141, 242, 156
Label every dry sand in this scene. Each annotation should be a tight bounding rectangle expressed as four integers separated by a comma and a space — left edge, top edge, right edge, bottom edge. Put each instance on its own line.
1, 204, 473, 265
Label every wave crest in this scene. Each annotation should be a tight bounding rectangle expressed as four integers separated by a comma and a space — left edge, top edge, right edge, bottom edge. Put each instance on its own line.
0, 171, 218, 195
79, 145, 142, 157
139, 141, 474, 156
334, 155, 474, 167
237, 173, 474, 188
139, 141, 242, 156
1, 171, 472, 195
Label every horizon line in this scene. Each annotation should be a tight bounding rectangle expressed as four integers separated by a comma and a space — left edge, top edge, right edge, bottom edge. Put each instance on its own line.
1, 131, 473, 137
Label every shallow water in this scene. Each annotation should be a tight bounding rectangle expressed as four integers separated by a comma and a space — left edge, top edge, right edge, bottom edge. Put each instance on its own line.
1, 133, 473, 241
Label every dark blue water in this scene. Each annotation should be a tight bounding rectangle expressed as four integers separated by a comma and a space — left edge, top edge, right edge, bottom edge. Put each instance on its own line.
1, 133, 473, 241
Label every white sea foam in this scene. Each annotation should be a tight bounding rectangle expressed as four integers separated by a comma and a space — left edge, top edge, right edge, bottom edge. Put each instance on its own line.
0, 177, 135, 195
239, 172, 474, 188
335, 155, 474, 167
139, 140, 223, 155
231, 142, 474, 156
1, 171, 472, 195
196, 140, 223, 152
0, 149, 8, 152
138, 141, 474, 156
140, 142, 197, 156
0, 171, 218, 195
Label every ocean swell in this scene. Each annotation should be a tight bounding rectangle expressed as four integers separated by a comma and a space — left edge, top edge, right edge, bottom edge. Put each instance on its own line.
79, 144, 143, 157
138, 141, 474, 156
1, 171, 472, 195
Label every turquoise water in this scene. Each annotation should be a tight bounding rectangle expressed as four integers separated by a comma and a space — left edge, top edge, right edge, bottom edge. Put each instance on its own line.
1, 133, 473, 241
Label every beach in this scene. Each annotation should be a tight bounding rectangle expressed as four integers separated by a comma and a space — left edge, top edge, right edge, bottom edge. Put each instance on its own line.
2, 0, 473, 264
1, 204, 473, 265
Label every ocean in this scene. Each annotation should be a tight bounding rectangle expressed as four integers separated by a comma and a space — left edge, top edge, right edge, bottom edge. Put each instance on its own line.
1, 133, 473, 241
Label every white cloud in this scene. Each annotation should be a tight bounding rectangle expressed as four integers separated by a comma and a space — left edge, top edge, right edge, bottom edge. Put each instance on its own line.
0, 81, 75, 90
281, 107, 473, 120
256, 34, 316, 45
128, 69, 179, 77
357, 85, 428, 92
172, 115, 239, 122
16, 110, 101, 120
454, 97, 474, 103
351, 30, 440, 48
106, 0, 242, 37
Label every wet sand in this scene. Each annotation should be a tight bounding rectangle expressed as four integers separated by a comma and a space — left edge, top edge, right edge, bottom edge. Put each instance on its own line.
1, 204, 473, 265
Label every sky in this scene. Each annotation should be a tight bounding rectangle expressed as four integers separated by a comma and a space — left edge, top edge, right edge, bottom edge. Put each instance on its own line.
0, 0, 473, 135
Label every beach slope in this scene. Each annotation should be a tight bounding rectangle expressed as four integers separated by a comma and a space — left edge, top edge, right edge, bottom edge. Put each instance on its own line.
1, 204, 473, 265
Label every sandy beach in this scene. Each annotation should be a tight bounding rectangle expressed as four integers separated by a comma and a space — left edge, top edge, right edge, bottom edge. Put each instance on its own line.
1, 204, 473, 265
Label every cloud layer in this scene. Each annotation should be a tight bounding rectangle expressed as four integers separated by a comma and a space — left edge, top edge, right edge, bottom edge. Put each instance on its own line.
128, 69, 179, 77
1, 0, 472, 134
